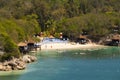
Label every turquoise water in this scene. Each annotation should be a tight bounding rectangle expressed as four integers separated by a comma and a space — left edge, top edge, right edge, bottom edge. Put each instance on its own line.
0, 47, 120, 80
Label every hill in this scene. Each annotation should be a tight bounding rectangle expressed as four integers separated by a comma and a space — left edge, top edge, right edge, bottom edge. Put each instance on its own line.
0, 0, 120, 61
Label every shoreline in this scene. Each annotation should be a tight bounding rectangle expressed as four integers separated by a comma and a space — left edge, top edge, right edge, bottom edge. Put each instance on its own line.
0, 55, 37, 71
0, 43, 108, 72
40, 43, 107, 51
0, 70, 25, 76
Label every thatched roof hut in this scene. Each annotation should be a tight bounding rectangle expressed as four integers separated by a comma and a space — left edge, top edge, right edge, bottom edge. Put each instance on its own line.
28, 39, 35, 43
49, 35, 54, 38
112, 34, 120, 40
18, 42, 27, 47
79, 35, 87, 39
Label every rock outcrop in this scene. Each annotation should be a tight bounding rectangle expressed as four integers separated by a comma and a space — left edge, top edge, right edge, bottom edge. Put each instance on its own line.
0, 55, 37, 71
23, 55, 37, 63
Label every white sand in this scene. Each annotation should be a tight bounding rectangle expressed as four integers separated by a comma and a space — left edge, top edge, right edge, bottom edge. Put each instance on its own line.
40, 42, 106, 50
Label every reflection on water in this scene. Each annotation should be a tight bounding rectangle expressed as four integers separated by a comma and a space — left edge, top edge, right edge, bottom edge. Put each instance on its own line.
0, 46, 120, 80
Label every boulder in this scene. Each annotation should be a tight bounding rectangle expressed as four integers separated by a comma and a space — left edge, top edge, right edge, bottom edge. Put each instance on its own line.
5, 65, 12, 71
0, 64, 3, 71
17, 61, 26, 68
3, 61, 9, 66
16, 65, 26, 70
23, 55, 31, 63
2, 66, 6, 71
23, 55, 37, 63
29, 56, 37, 62
8, 61, 17, 67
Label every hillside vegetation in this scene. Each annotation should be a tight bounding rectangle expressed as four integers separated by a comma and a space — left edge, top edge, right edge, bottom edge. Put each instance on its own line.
0, 0, 120, 60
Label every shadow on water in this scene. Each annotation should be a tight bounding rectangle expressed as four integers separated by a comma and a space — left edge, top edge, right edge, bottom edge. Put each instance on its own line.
0, 70, 26, 80
38, 47, 120, 59
0, 75, 20, 80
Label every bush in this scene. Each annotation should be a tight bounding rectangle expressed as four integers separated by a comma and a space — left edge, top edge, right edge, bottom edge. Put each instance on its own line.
4, 37, 20, 56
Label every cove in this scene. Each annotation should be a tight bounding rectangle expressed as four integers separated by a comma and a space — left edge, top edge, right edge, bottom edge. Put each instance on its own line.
0, 47, 120, 80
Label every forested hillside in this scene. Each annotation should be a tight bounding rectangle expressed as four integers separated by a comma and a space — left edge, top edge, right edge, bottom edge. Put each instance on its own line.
0, 0, 120, 59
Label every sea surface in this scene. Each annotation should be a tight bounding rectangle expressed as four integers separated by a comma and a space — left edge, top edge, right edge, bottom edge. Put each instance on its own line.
0, 46, 120, 80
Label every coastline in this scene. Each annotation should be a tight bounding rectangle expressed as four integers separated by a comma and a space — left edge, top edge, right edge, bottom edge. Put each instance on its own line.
0, 70, 25, 76
40, 42, 107, 51
0, 42, 107, 72
0, 55, 37, 71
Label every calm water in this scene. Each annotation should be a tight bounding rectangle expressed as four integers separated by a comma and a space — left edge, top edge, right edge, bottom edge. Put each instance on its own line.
0, 47, 120, 80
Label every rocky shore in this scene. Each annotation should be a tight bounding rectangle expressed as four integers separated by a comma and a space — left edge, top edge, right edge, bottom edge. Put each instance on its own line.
0, 55, 37, 71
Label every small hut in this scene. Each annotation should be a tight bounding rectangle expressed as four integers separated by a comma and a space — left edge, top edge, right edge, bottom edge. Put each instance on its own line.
76, 35, 88, 44
110, 35, 120, 46
27, 39, 35, 51
49, 35, 54, 39
18, 42, 28, 54
48, 35, 55, 42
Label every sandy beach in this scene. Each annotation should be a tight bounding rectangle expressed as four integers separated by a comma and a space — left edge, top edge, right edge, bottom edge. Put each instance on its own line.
40, 42, 106, 50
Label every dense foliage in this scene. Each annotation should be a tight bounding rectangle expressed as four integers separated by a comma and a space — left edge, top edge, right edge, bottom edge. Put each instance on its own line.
0, 0, 120, 60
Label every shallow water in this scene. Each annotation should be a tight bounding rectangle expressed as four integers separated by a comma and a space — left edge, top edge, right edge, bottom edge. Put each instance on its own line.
0, 47, 120, 80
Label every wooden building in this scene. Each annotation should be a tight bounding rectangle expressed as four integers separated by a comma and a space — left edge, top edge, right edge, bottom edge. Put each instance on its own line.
76, 35, 88, 44
18, 42, 28, 54
27, 40, 35, 51
108, 34, 120, 46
